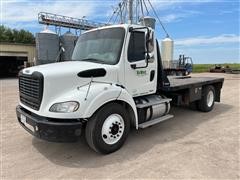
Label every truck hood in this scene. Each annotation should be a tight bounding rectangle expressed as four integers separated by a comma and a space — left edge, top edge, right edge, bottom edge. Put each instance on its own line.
22, 61, 119, 87
22, 61, 114, 77
21, 61, 119, 113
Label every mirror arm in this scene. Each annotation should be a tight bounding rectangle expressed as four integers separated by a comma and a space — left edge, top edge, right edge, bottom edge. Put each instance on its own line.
130, 63, 148, 69
130, 57, 149, 69
130, 64, 137, 69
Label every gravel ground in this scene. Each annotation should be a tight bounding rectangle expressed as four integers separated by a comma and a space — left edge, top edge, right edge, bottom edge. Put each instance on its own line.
0, 73, 239, 179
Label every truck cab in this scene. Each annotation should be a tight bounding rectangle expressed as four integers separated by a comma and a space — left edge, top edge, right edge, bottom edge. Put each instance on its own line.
16, 24, 224, 154
71, 24, 158, 96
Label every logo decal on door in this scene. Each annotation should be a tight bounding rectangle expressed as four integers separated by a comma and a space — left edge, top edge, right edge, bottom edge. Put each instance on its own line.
136, 70, 147, 76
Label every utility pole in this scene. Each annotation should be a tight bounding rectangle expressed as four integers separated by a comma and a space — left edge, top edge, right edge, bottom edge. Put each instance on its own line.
128, 0, 133, 24
119, 3, 123, 24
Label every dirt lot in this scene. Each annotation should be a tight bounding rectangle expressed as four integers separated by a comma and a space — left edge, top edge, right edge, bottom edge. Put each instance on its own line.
0, 73, 239, 179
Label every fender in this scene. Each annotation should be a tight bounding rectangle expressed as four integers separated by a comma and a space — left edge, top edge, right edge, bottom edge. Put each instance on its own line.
81, 83, 122, 118
117, 88, 139, 129
81, 84, 138, 129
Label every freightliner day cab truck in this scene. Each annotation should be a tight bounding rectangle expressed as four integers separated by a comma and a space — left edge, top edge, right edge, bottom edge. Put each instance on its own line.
16, 24, 224, 154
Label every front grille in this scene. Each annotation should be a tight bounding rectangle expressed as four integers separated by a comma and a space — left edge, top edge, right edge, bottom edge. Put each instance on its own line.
19, 71, 44, 110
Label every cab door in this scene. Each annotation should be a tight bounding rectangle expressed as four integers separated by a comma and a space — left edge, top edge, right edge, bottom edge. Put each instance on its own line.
124, 29, 157, 97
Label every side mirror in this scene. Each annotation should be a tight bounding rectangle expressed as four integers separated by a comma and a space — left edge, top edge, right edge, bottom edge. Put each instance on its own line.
146, 53, 155, 63
146, 30, 155, 63
128, 27, 153, 69
55, 46, 65, 62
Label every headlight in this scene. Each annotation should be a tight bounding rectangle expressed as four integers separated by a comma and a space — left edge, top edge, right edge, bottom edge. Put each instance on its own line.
49, 101, 79, 113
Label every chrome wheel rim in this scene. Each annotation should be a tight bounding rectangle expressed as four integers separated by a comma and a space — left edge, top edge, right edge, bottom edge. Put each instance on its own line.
207, 90, 214, 107
101, 114, 125, 145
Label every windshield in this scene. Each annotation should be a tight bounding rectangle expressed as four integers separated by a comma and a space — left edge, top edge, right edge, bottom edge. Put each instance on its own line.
72, 27, 125, 65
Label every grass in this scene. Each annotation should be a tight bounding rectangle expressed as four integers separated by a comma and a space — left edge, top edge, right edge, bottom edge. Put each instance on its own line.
192, 63, 240, 73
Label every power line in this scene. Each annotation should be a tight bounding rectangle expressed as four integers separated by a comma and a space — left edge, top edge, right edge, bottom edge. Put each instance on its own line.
140, 0, 145, 18
106, 0, 170, 38
143, 0, 149, 15
147, 0, 170, 37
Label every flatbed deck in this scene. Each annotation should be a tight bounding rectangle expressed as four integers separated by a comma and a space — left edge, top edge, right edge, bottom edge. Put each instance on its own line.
161, 76, 224, 92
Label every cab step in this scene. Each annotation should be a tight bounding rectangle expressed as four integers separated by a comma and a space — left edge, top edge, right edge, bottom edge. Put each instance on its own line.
136, 98, 172, 108
138, 114, 174, 129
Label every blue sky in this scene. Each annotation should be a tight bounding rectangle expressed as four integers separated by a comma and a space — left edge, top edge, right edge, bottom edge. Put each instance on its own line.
0, 0, 239, 64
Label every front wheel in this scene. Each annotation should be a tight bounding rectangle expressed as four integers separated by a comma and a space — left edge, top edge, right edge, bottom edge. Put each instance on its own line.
197, 85, 215, 112
85, 102, 130, 154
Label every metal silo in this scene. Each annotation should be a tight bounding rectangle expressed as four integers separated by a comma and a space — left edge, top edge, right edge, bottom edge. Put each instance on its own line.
36, 29, 60, 65
139, 16, 156, 30
60, 31, 78, 61
161, 37, 174, 69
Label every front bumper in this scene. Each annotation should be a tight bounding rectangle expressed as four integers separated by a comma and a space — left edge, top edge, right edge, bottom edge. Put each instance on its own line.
16, 105, 83, 142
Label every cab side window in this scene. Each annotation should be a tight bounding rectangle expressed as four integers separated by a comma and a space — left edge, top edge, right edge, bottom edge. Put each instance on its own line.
128, 31, 145, 62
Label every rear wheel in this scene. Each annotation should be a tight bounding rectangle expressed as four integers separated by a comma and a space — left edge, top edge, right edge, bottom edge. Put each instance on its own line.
85, 102, 130, 154
197, 85, 215, 112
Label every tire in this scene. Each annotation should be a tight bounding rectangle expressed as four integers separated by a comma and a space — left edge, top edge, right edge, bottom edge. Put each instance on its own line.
85, 102, 130, 154
197, 85, 215, 112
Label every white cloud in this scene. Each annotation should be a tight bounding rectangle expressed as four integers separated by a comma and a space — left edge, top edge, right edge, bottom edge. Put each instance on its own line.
174, 46, 240, 64
175, 34, 240, 46
135, 0, 203, 23
161, 14, 181, 23
160, 11, 200, 23
150, 0, 218, 10
1, 0, 109, 23
1, 0, 215, 22
2, 21, 41, 31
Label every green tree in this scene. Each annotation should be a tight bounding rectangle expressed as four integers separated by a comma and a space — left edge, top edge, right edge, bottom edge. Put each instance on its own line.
0, 25, 35, 44
0, 26, 6, 41
5, 28, 14, 42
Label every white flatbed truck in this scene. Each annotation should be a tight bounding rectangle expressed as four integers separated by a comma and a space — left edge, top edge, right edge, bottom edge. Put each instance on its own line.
16, 24, 224, 154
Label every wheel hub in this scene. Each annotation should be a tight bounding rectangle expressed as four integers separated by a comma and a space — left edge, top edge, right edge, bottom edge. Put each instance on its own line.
101, 114, 125, 145
111, 123, 119, 135
207, 90, 214, 107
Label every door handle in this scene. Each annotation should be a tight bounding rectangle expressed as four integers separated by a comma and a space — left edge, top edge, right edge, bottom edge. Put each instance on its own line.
150, 70, 155, 81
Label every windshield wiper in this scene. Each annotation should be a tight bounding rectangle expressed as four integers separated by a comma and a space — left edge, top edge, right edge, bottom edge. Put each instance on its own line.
79, 58, 106, 64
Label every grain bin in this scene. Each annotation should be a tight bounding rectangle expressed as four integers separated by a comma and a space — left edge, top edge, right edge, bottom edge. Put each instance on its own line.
60, 31, 78, 61
36, 29, 60, 65
139, 16, 156, 30
161, 37, 174, 68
